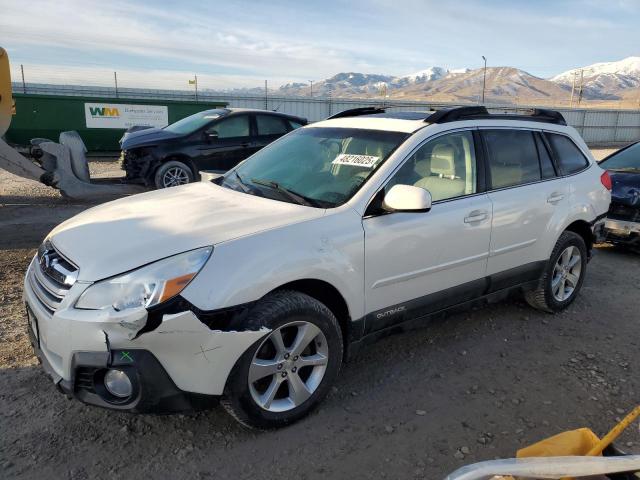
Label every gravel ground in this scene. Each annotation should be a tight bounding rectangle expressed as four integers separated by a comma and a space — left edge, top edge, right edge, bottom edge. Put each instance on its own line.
0, 150, 638, 479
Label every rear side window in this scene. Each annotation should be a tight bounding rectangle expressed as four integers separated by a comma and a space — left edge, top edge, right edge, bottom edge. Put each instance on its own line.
289, 120, 305, 130
256, 115, 289, 136
546, 133, 589, 175
483, 130, 541, 189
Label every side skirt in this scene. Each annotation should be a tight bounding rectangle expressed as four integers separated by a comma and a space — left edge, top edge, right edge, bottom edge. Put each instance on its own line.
347, 261, 546, 357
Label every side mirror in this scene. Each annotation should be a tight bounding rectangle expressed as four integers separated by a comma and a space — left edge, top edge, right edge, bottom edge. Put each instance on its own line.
205, 130, 218, 141
382, 184, 432, 213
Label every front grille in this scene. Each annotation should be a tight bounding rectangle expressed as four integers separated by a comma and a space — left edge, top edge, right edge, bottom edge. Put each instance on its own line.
28, 241, 78, 314
608, 203, 640, 223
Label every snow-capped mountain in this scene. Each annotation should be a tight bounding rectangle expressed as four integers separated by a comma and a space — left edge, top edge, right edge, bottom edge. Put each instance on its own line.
550, 56, 640, 100
272, 56, 640, 105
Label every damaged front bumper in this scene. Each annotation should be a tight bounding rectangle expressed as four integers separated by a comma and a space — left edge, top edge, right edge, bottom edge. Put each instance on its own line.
24, 259, 269, 413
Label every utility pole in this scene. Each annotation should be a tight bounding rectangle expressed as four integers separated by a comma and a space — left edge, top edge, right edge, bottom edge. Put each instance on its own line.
114, 71, 119, 98
577, 69, 584, 107
309, 80, 313, 98
264, 80, 268, 109
481, 56, 487, 104
20, 64, 26, 93
570, 70, 577, 108
195, 75, 198, 102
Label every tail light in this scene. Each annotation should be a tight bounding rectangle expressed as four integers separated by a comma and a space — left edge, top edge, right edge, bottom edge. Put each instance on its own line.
600, 171, 612, 191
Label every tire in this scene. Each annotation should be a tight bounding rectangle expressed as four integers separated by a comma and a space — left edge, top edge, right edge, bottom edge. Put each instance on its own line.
525, 231, 588, 313
222, 290, 343, 429
153, 160, 194, 189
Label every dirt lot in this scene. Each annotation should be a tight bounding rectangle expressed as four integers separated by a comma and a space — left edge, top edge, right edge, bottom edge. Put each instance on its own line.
0, 152, 638, 480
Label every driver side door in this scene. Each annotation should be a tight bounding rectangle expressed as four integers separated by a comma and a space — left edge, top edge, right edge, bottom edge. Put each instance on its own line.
362, 130, 493, 334
196, 113, 254, 172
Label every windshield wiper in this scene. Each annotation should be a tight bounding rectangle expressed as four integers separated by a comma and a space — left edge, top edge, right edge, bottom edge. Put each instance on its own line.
608, 167, 640, 173
250, 178, 318, 207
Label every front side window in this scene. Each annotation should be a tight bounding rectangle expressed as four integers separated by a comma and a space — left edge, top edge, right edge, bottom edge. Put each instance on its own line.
386, 130, 477, 202
222, 127, 408, 207
256, 115, 289, 136
211, 115, 250, 138
483, 129, 541, 189
546, 133, 589, 175
599, 141, 640, 172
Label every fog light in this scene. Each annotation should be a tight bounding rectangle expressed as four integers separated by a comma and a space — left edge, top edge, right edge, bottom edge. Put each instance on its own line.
104, 369, 133, 398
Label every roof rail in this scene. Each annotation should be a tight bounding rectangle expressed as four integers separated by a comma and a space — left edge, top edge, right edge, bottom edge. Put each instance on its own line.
326, 107, 387, 120
425, 106, 567, 126
425, 106, 488, 124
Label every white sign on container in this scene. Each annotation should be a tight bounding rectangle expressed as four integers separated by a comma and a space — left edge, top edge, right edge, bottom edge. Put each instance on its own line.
84, 103, 169, 129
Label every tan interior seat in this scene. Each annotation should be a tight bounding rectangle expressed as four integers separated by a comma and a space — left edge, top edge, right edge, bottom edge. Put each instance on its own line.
413, 145, 465, 201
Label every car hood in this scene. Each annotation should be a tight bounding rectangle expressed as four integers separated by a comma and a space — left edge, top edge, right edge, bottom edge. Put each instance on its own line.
120, 127, 180, 150
609, 171, 640, 207
48, 182, 325, 282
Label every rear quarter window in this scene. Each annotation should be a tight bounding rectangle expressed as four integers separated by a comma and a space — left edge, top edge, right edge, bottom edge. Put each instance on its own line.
546, 133, 589, 175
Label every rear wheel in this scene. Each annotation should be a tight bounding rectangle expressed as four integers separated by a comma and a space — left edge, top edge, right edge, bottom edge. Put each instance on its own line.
525, 231, 587, 312
222, 290, 343, 429
154, 160, 194, 189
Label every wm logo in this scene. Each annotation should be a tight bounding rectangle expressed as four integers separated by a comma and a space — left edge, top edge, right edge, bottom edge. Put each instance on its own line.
89, 107, 120, 117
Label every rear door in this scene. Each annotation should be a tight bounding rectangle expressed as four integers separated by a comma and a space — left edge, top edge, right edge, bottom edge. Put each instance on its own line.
196, 113, 253, 172
482, 128, 569, 285
254, 114, 292, 155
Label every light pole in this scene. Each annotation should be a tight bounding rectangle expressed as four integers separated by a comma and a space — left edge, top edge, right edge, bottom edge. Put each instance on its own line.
309, 80, 313, 97
481, 56, 487, 104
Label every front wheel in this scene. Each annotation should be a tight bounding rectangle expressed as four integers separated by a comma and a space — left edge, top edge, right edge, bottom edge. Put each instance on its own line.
222, 290, 343, 429
525, 231, 588, 313
154, 160, 194, 189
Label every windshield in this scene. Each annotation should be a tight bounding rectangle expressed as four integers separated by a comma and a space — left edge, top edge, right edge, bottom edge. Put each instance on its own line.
600, 142, 640, 172
221, 127, 409, 208
164, 109, 227, 135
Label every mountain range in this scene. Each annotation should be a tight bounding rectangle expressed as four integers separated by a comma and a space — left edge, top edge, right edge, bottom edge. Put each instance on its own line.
272, 57, 640, 106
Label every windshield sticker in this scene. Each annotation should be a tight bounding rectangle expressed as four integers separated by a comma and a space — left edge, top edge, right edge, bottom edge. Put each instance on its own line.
331, 153, 380, 168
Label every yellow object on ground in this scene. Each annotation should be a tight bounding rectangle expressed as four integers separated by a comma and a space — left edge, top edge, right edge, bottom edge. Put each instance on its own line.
517, 428, 601, 458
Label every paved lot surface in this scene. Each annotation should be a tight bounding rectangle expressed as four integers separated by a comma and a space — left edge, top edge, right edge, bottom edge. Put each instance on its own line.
0, 151, 638, 479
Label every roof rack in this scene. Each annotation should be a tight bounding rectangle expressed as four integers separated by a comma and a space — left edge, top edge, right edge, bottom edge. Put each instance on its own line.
326, 107, 387, 119
425, 106, 567, 126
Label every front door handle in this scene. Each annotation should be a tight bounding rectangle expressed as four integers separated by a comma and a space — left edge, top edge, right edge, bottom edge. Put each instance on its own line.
547, 192, 565, 204
464, 210, 489, 223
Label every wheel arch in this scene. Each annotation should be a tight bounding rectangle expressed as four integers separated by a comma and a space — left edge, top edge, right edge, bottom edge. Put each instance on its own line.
563, 219, 594, 255
270, 278, 356, 356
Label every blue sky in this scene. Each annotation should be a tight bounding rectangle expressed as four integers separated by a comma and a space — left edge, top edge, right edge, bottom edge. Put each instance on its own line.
1, 0, 639, 89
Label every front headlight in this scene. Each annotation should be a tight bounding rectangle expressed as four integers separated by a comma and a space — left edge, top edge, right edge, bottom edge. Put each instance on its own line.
76, 247, 212, 311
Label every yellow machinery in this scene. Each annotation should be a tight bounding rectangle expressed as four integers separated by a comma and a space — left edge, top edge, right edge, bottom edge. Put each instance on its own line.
0, 46, 144, 199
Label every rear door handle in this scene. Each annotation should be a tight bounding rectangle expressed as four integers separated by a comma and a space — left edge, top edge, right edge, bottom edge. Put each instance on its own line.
547, 192, 565, 204
464, 210, 489, 223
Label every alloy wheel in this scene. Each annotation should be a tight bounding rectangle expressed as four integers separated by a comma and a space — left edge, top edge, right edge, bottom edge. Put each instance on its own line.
248, 321, 329, 412
551, 246, 582, 302
162, 167, 190, 187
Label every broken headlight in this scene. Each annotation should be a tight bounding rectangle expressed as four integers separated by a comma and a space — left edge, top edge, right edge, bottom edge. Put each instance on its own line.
75, 247, 212, 311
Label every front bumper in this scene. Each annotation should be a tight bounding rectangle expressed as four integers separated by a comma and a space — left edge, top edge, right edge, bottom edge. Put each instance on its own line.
27, 319, 217, 412
23, 258, 269, 412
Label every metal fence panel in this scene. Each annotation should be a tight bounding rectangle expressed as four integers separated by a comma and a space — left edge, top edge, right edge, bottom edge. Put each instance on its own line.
10, 83, 640, 146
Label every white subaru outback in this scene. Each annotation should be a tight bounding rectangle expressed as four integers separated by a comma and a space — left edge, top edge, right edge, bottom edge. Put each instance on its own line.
24, 106, 611, 428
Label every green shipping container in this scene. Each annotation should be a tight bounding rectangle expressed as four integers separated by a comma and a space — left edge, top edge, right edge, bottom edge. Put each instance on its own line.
5, 93, 228, 152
